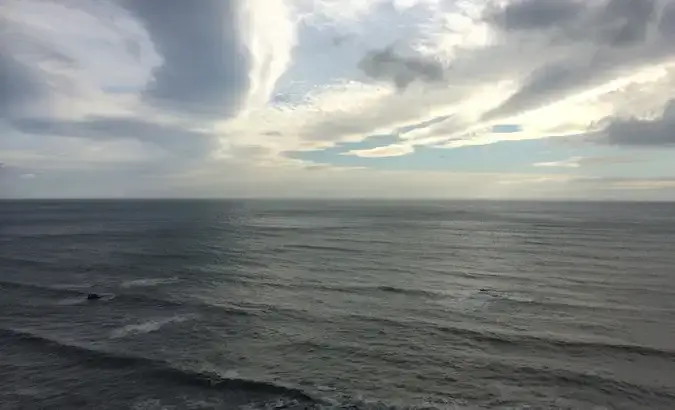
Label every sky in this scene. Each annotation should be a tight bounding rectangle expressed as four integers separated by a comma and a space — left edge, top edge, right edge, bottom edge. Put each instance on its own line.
2, 0, 675, 200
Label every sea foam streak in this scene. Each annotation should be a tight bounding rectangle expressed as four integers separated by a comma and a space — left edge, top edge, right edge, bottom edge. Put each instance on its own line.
121, 277, 180, 288
110, 314, 196, 339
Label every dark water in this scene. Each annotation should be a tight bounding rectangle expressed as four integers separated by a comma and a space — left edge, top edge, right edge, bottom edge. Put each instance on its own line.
1, 200, 675, 410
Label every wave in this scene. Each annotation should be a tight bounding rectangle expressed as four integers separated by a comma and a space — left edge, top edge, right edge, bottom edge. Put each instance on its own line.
2, 324, 673, 409
465, 329, 675, 360
188, 274, 673, 315
120, 277, 180, 288
281, 338, 675, 407
0, 327, 317, 404
0, 279, 85, 297
6, 273, 668, 319
345, 313, 675, 361
189, 275, 448, 301
283, 244, 360, 254
483, 361, 675, 404
5, 278, 672, 362
110, 315, 196, 339
0, 279, 260, 317
371, 285, 441, 298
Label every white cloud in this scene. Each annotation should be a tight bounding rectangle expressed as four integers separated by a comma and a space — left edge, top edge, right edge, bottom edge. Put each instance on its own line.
344, 144, 415, 158
533, 157, 584, 168
533, 155, 640, 168
239, 0, 297, 112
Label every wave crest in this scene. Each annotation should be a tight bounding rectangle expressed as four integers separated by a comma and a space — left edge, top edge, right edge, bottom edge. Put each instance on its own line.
0, 327, 317, 403
110, 315, 196, 339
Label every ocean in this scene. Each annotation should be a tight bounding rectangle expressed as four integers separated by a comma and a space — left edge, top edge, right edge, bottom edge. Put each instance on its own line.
1, 200, 674, 410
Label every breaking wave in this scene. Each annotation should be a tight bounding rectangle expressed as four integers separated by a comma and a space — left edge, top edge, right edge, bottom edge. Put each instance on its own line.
110, 315, 197, 339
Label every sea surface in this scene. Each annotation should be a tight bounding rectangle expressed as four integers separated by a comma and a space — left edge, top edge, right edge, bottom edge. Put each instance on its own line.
1, 200, 674, 410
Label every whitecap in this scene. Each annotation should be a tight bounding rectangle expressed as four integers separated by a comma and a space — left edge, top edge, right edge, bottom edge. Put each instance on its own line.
121, 277, 180, 288
223, 369, 240, 379
110, 314, 196, 339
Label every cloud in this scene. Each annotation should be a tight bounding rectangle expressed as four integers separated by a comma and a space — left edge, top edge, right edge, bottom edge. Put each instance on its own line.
480, 0, 671, 121
119, 0, 298, 117
0, 0, 160, 120
482, 61, 599, 121
596, 99, 675, 146
358, 45, 446, 91
533, 156, 640, 168
533, 157, 585, 169
660, 1, 675, 38
597, 0, 657, 47
568, 176, 675, 191
3, 0, 675, 199
487, 0, 658, 47
0, 50, 47, 120
212, 0, 675, 175
609, 178, 675, 190
344, 144, 415, 158
119, 0, 250, 117
1, 136, 170, 171
0, 0, 296, 183
281, 0, 675, 156
485, 0, 584, 32
11, 116, 216, 158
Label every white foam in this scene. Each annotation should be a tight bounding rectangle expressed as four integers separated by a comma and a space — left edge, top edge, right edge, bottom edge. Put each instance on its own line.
223, 369, 240, 379
121, 277, 180, 288
130, 398, 171, 410
110, 314, 195, 339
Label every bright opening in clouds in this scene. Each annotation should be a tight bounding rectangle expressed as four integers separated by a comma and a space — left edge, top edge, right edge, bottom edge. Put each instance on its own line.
2, 0, 675, 199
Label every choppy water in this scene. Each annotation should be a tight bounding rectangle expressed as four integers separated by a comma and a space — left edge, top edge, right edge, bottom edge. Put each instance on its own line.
1, 200, 674, 410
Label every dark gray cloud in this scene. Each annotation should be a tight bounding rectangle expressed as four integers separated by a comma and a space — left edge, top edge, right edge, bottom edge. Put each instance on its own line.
0, 48, 48, 120
120, 0, 251, 117
597, 0, 657, 47
597, 100, 675, 146
659, 1, 675, 38
12, 117, 217, 158
487, 0, 657, 47
483, 62, 587, 120
481, 54, 633, 121
479, 0, 671, 121
358, 46, 445, 91
485, 0, 584, 31
2, 0, 252, 121
0, 14, 82, 121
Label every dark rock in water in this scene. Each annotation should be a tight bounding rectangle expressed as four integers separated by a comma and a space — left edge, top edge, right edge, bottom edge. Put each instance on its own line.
87, 293, 101, 300
480, 288, 489, 292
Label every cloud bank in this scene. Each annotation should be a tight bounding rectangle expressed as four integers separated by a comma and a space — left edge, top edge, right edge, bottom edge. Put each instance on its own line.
2, 0, 675, 199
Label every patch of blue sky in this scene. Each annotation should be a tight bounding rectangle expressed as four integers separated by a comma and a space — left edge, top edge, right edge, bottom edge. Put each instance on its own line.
292, 135, 675, 177
491, 124, 522, 133
291, 137, 557, 172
